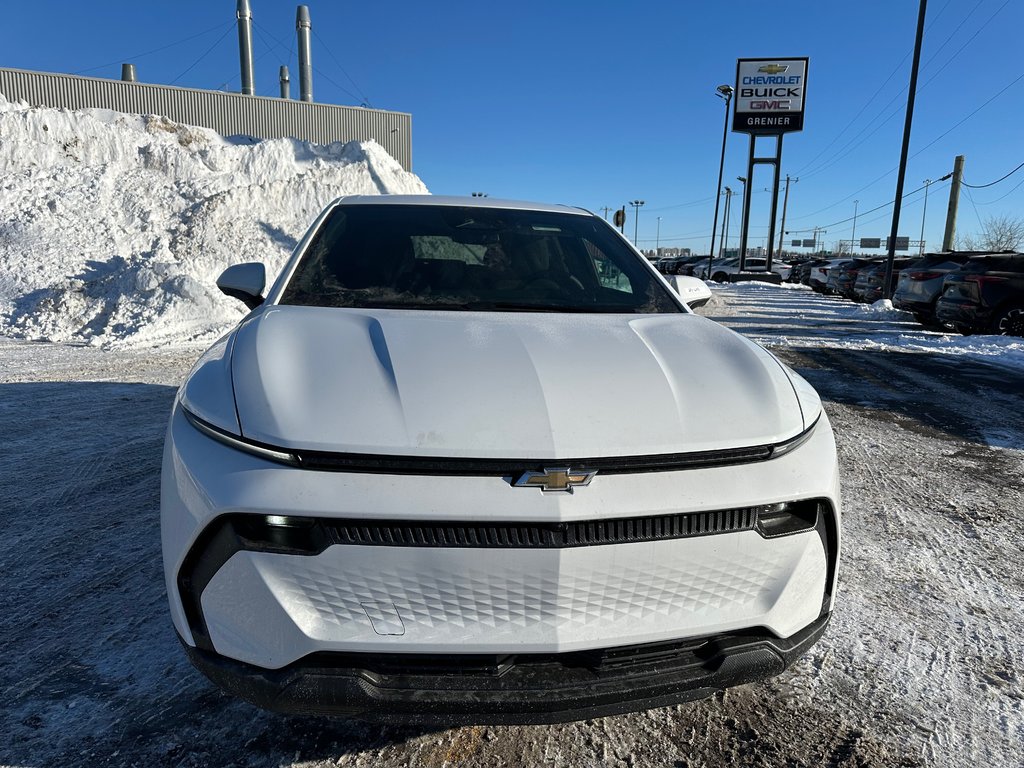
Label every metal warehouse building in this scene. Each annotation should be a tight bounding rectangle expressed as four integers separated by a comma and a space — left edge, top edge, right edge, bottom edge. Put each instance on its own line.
0, 67, 413, 171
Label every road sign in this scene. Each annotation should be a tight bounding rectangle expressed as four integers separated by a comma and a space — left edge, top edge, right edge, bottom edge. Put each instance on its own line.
886, 236, 910, 251
733, 58, 808, 135
859, 238, 882, 248
801, 239, 816, 248
791, 239, 802, 247
613, 208, 625, 228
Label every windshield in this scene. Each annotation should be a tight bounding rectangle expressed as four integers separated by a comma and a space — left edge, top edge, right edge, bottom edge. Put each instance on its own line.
279, 204, 682, 313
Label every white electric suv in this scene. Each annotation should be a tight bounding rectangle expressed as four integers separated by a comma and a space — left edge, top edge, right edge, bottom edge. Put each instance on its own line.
162, 196, 840, 724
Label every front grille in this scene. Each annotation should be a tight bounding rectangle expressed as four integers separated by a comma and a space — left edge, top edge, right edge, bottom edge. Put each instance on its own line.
324, 507, 759, 549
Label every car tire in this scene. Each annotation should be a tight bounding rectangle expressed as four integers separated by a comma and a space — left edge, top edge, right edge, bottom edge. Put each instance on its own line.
993, 305, 1024, 337
712, 272, 727, 283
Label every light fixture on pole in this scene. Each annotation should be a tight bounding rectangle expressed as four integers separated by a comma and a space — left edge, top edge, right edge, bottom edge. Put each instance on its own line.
919, 179, 932, 254
629, 200, 645, 246
707, 84, 734, 271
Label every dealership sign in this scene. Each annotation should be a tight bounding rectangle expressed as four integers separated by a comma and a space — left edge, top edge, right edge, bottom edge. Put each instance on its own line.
733, 58, 808, 135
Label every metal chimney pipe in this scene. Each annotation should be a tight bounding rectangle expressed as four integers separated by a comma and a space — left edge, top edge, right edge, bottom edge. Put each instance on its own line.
279, 66, 290, 99
236, 0, 255, 96
296, 5, 313, 102
121, 63, 137, 82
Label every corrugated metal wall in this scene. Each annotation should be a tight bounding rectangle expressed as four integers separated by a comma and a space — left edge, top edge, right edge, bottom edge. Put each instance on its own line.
0, 67, 413, 170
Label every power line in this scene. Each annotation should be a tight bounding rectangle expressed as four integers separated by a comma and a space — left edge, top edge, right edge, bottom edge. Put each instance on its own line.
972, 174, 1024, 205
71, 22, 232, 75
169, 23, 236, 86
787, 178, 950, 234
252, 21, 366, 104
796, 0, 1004, 181
789, 67, 1024, 223
313, 29, 371, 106
962, 159, 1024, 189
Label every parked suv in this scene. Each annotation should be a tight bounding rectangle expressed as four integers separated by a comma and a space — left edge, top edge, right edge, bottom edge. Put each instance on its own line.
826, 259, 878, 298
935, 253, 1024, 335
853, 258, 914, 303
892, 252, 976, 327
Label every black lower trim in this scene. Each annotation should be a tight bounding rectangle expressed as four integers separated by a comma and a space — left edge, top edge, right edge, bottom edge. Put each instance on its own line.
181, 613, 831, 725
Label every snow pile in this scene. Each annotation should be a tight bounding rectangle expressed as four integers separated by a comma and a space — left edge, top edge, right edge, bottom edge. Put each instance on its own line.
0, 94, 429, 347
855, 298, 911, 321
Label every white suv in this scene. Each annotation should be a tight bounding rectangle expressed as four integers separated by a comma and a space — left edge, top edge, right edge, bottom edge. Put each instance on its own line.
162, 196, 841, 724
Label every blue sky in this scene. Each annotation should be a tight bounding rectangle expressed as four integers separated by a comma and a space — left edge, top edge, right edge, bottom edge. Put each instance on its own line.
2, 0, 1022, 254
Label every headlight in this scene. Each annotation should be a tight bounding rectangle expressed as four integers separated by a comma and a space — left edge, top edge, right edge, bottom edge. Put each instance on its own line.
182, 406, 299, 466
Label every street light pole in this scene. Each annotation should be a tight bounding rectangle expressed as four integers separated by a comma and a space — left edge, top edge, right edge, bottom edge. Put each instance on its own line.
629, 200, 645, 247
721, 188, 732, 258
656, 216, 662, 253
735, 176, 747, 265
708, 84, 734, 264
919, 179, 932, 254
776, 175, 797, 257
851, 200, 859, 251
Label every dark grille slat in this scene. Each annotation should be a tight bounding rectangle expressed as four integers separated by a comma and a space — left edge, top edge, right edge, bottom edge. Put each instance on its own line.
322, 506, 772, 549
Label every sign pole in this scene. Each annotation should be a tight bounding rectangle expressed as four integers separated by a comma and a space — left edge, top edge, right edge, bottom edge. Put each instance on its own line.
738, 137, 755, 272
765, 135, 784, 270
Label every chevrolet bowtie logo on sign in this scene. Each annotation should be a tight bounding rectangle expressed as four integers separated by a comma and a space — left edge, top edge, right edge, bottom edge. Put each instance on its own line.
758, 64, 789, 75
514, 467, 597, 493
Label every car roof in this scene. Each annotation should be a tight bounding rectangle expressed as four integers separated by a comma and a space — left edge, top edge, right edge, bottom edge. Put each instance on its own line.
328, 195, 593, 217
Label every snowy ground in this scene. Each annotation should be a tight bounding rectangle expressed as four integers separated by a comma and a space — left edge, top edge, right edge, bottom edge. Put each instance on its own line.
2, 283, 1021, 768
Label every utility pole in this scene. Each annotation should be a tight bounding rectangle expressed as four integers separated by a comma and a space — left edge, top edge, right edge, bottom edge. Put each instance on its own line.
776, 175, 798, 257
942, 155, 965, 251
884, 0, 928, 299
599, 206, 612, 220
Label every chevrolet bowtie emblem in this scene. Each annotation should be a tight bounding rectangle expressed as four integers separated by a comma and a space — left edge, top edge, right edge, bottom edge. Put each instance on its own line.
758, 64, 789, 74
514, 467, 597, 493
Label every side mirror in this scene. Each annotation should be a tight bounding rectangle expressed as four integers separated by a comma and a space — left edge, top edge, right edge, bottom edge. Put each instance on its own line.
216, 263, 266, 310
667, 275, 712, 309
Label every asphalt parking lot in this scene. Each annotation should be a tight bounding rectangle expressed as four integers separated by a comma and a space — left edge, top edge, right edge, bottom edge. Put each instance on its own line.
2, 285, 1021, 767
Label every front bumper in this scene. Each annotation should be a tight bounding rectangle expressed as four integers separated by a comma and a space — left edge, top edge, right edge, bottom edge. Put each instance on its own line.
163, 404, 841, 718
181, 612, 831, 725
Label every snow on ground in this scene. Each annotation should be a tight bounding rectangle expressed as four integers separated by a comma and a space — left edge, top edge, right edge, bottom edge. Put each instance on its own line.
0, 94, 429, 348
700, 281, 1024, 371
3, 286, 1022, 767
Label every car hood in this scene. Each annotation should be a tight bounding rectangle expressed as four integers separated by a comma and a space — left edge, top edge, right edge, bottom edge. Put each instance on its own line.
229, 306, 805, 458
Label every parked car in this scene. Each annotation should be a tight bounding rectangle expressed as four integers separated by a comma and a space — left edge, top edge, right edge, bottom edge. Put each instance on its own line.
795, 259, 823, 285
824, 259, 867, 297
708, 257, 769, 282
851, 258, 914, 303
808, 259, 847, 292
935, 252, 1024, 336
163, 196, 841, 723
892, 252, 979, 326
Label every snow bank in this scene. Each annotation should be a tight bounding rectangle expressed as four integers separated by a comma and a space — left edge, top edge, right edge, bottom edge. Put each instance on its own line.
0, 94, 429, 347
